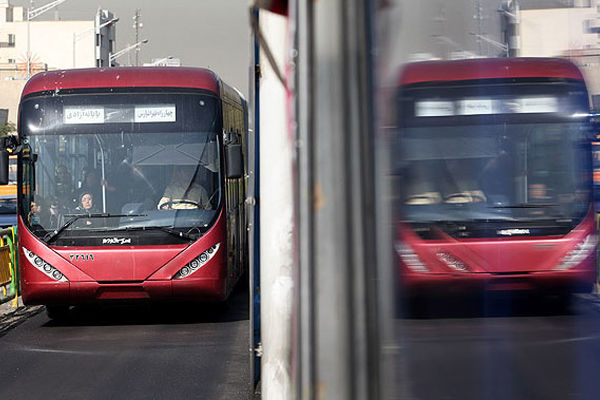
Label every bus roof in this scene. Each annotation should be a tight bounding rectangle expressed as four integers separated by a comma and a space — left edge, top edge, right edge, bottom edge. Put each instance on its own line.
22, 67, 221, 97
398, 57, 584, 86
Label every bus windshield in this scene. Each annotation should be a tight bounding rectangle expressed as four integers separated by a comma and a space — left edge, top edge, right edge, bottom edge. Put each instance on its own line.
395, 81, 592, 227
19, 91, 222, 245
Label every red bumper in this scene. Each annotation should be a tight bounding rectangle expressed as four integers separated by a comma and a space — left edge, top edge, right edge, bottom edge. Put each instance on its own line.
400, 257, 597, 296
22, 277, 228, 305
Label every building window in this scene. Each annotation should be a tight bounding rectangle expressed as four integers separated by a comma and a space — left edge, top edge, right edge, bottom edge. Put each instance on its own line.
8, 34, 14, 46
7, 59, 14, 64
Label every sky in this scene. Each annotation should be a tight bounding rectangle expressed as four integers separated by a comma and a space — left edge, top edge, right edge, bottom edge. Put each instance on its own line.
376, 0, 504, 83
9, 0, 511, 97
9, 0, 252, 96
390, 0, 503, 59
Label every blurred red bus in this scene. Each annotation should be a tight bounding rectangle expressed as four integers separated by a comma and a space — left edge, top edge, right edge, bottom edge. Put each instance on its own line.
3, 67, 248, 318
393, 58, 597, 300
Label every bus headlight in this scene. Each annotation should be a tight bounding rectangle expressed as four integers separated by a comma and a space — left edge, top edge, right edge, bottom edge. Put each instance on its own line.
556, 235, 597, 270
173, 243, 220, 279
436, 252, 470, 272
23, 247, 68, 282
395, 242, 428, 272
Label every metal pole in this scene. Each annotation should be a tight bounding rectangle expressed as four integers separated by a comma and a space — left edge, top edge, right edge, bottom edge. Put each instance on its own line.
94, 8, 100, 67
72, 32, 76, 67
94, 135, 106, 213
291, 0, 316, 397
27, 2, 31, 78
134, 9, 141, 66
508, 1, 520, 57
249, 7, 262, 393
500, 0, 520, 57
475, 0, 482, 55
109, 40, 148, 66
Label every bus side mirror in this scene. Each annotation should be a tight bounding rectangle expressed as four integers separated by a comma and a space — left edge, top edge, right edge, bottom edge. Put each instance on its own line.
0, 150, 8, 185
226, 144, 243, 179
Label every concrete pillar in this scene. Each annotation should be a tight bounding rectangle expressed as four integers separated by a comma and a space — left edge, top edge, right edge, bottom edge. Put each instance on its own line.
259, 10, 294, 400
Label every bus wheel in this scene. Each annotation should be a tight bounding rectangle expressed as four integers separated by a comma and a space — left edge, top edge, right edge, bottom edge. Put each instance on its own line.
549, 293, 572, 312
46, 305, 71, 320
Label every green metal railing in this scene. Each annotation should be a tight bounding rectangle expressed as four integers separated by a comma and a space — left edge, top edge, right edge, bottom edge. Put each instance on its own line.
0, 227, 18, 306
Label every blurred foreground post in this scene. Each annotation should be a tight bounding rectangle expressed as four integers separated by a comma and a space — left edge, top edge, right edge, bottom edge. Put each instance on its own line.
258, 9, 294, 400
292, 0, 393, 398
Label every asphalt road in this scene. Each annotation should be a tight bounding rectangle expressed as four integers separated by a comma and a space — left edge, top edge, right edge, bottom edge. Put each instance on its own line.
0, 286, 251, 400
6, 285, 600, 400
394, 293, 600, 400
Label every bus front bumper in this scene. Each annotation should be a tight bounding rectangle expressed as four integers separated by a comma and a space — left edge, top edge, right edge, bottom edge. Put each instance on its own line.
400, 267, 597, 298
22, 278, 228, 305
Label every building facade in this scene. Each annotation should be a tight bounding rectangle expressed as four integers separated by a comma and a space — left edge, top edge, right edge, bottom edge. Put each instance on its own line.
519, 0, 600, 108
0, 1, 117, 123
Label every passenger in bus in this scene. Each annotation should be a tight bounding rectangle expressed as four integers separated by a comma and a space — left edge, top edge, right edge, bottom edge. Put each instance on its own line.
79, 168, 102, 205
528, 183, 551, 202
47, 196, 65, 230
78, 167, 114, 211
28, 199, 42, 226
75, 192, 98, 213
74, 192, 99, 226
158, 166, 212, 210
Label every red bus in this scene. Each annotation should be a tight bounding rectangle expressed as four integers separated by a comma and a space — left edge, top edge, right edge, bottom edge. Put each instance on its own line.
393, 58, 597, 301
1, 67, 248, 318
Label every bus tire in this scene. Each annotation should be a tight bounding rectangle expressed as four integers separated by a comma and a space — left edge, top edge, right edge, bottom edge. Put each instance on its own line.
46, 305, 71, 320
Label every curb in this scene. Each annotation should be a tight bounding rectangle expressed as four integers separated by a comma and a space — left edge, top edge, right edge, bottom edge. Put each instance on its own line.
0, 297, 43, 337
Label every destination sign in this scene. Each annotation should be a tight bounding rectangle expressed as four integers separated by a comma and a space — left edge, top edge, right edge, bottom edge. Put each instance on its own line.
64, 106, 105, 124
518, 97, 558, 113
457, 99, 493, 115
63, 104, 177, 124
134, 105, 176, 123
415, 100, 454, 117
416, 96, 561, 117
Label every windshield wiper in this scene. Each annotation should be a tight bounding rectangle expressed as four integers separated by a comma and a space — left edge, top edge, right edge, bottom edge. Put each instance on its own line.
44, 213, 147, 243
490, 203, 558, 209
104, 225, 198, 241
63, 213, 147, 218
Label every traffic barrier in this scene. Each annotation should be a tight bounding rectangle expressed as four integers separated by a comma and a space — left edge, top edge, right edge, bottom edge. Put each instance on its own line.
0, 227, 17, 306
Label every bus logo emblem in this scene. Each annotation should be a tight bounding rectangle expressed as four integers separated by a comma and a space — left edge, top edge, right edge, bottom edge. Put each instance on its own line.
103, 237, 132, 245
497, 229, 530, 236
69, 254, 94, 261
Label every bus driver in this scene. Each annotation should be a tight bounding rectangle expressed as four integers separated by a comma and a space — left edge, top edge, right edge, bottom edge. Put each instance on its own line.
158, 166, 212, 210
